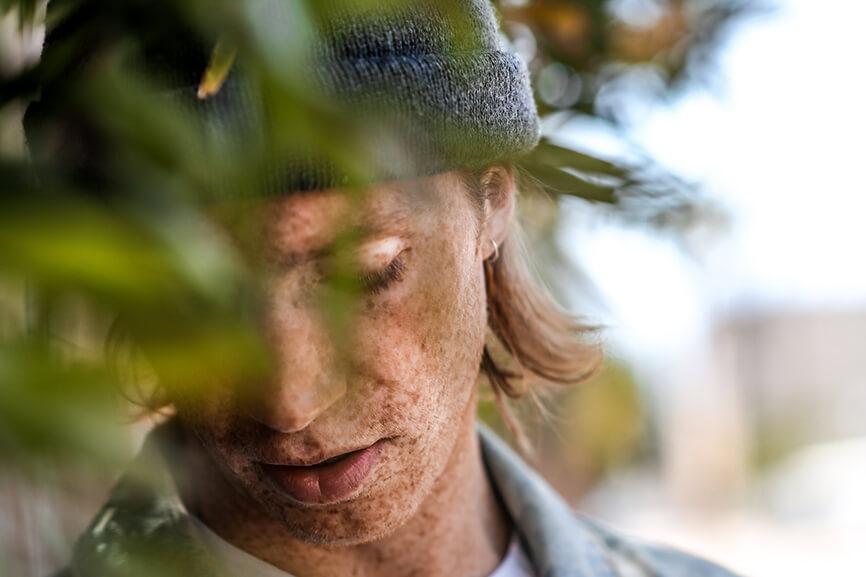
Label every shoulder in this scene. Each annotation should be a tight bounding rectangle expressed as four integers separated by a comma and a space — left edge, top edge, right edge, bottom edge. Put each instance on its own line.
59, 423, 223, 577
575, 515, 744, 577
478, 426, 744, 577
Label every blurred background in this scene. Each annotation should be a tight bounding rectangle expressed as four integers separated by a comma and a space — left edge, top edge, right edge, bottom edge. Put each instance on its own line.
2, 0, 865, 576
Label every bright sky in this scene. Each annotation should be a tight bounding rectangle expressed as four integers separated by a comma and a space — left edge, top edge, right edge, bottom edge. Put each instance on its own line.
557, 0, 866, 363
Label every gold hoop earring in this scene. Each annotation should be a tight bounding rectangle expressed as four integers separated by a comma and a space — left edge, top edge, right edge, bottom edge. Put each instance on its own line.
487, 239, 500, 263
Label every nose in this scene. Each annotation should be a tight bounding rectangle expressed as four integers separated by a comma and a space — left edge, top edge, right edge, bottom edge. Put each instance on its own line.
246, 291, 348, 434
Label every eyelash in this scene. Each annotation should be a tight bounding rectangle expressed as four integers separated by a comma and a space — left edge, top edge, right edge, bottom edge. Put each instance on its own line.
358, 254, 408, 295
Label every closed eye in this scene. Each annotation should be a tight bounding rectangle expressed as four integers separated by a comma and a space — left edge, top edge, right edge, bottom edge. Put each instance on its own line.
358, 252, 408, 295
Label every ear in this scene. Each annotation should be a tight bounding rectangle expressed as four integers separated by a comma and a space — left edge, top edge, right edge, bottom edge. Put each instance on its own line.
480, 166, 516, 260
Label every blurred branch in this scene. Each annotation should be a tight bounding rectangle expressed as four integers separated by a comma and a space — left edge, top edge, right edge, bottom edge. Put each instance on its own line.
496, 0, 763, 229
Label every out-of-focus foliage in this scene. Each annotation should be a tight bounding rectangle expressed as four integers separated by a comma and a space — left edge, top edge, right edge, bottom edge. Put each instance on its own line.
0, 1, 753, 574
480, 357, 645, 499
561, 359, 645, 475
496, 0, 755, 117
498, 0, 760, 240
0, 0, 755, 470
0, 0, 37, 26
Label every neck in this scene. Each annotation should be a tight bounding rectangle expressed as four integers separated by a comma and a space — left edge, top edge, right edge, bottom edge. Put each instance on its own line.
180, 412, 512, 577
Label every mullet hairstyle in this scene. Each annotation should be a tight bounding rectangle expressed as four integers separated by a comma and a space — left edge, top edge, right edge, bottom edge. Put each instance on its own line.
460, 166, 603, 444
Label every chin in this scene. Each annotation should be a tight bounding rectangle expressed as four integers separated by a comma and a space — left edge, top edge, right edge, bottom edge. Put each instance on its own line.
248, 440, 444, 547
281, 513, 407, 547
263, 482, 428, 547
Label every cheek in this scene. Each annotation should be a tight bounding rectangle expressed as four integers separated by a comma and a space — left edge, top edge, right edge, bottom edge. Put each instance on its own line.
351, 228, 488, 424
178, 397, 244, 462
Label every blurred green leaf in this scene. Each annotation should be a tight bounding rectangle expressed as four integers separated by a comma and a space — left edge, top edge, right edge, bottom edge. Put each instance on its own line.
0, 0, 38, 27
528, 139, 628, 179
0, 338, 124, 468
197, 36, 237, 100
521, 160, 617, 203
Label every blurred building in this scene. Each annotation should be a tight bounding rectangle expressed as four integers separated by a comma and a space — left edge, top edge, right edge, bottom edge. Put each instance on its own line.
586, 306, 866, 576
646, 306, 866, 512
720, 309, 866, 453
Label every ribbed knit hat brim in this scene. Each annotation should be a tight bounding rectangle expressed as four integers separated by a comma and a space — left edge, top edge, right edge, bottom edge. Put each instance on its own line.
170, 52, 540, 194
25, 0, 541, 195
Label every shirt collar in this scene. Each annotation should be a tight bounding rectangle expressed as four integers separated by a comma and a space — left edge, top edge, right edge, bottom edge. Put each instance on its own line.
478, 424, 619, 577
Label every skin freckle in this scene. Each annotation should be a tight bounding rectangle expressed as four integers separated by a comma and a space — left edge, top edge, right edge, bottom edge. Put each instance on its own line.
175, 171, 506, 577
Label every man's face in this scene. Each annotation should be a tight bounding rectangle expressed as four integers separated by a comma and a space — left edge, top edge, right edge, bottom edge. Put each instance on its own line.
177, 171, 489, 544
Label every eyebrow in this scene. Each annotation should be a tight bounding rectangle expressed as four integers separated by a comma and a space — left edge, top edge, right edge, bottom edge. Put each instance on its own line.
266, 204, 413, 271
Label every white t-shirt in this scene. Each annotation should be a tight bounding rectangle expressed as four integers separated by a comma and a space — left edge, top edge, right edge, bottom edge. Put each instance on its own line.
488, 531, 536, 577
190, 514, 536, 577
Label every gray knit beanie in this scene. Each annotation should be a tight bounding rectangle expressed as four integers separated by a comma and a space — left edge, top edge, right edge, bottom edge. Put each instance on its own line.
25, 0, 540, 194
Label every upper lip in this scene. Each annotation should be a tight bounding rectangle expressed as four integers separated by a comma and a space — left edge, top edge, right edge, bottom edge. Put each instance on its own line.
261, 442, 374, 468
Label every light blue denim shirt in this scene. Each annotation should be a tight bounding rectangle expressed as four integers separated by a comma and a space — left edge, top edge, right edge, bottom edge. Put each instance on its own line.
58, 422, 744, 577
478, 425, 743, 577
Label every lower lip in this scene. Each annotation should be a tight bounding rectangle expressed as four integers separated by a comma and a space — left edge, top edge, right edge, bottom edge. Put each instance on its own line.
263, 441, 383, 505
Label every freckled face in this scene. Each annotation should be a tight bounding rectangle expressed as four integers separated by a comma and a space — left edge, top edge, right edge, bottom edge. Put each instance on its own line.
177, 172, 488, 544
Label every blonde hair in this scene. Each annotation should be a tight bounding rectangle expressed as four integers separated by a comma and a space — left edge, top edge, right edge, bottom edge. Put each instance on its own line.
461, 167, 603, 444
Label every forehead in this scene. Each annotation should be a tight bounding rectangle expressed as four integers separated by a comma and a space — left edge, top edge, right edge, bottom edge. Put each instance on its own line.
259, 175, 446, 255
